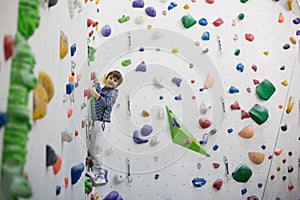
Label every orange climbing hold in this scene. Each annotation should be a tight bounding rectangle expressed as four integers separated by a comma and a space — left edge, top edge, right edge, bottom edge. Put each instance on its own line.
274, 149, 283, 156
204, 73, 215, 89
278, 13, 284, 23
53, 155, 62, 175
67, 107, 73, 118
64, 177, 69, 188
248, 152, 265, 165
238, 125, 254, 139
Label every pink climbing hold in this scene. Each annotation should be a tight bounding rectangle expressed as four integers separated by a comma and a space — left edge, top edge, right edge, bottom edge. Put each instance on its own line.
245, 33, 254, 42
199, 117, 212, 129
213, 178, 223, 190
230, 101, 241, 110
241, 110, 250, 120
212, 18, 224, 27
206, 0, 214, 3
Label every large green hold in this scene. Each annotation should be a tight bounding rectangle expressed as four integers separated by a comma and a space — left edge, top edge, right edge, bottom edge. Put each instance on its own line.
181, 14, 197, 29
256, 79, 276, 100
166, 106, 210, 157
249, 104, 269, 125
232, 163, 252, 183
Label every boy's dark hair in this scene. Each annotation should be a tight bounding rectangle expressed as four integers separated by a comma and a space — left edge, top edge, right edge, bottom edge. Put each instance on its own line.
106, 70, 123, 86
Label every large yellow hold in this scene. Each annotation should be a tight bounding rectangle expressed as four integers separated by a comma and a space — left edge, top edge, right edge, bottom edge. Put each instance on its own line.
33, 84, 48, 120
38, 70, 55, 102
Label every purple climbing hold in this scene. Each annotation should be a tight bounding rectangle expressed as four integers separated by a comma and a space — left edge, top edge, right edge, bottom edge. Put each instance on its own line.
292, 17, 300, 24
145, 6, 157, 17
103, 191, 122, 200
171, 117, 181, 128
132, 0, 144, 8
174, 94, 182, 100
141, 124, 153, 136
101, 25, 112, 37
71, 163, 84, 185
46, 145, 58, 167
136, 61, 146, 72
172, 77, 182, 87
296, 30, 300, 36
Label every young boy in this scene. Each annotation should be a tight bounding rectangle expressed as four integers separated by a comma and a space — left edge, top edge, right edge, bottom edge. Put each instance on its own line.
86, 70, 123, 186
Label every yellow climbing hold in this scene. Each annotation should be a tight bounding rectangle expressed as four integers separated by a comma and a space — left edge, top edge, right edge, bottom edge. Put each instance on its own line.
95, 0, 100, 4
287, 0, 292, 10
263, 51, 269, 56
103, 73, 107, 84
33, 84, 48, 120
147, 25, 152, 29
183, 4, 190, 10
281, 80, 288, 86
286, 96, 294, 113
60, 31, 69, 59
172, 48, 179, 53
39, 70, 55, 103
290, 36, 297, 44
142, 110, 150, 117
248, 152, 265, 165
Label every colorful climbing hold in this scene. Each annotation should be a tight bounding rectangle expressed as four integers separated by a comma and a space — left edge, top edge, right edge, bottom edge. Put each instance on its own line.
238, 125, 254, 139
71, 163, 84, 185
181, 14, 196, 29
101, 25, 112, 37
192, 177, 207, 187
4, 35, 15, 60
145, 6, 156, 17
232, 164, 252, 183
136, 61, 147, 72
249, 104, 269, 125
212, 18, 224, 27
248, 152, 265, 165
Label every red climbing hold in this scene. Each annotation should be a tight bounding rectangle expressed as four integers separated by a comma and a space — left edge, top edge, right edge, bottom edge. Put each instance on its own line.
241, 110, 250, 120
87, 19, 93, 27
288, 182, 294, 190
206, 0, 215, 3
4, 35, 14, 61
230, 101, 241, 110
245, 33, 254, 42
212, 162, 220, 169
199, 117, 212, 129
213, 178, 223, 190
212, 18, 224, 27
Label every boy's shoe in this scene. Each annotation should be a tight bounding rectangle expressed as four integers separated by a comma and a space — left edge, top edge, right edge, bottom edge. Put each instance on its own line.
85, 171, 96, 180
92, 174, 107, 186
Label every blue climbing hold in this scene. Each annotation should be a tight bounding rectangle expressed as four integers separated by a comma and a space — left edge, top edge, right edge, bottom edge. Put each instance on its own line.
70, 43, 76, 57
229, 86, 239, 94
168, 2, 178, 10
198, 18, 208, 26
236, 63, 244, 72
192, 177, 207, 187
0, 111, 9, 129
202, 31, 210, 41
71, 163, 84, 185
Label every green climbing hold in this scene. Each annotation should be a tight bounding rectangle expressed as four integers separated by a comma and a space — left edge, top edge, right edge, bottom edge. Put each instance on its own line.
232, 163, 252, 183
121, 59, 132, 66
240, 0, 248, 3
234, 49, 240, 56
256, 79, 276, 100
181, 14, 197, 29
238, 13, 245, 20
249, 104, 269, 125
166, 106, 210, 157
118, 15, 130, 23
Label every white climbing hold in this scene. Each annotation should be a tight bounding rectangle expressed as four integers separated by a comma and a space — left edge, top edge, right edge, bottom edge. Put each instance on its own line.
200, 102, 212, 114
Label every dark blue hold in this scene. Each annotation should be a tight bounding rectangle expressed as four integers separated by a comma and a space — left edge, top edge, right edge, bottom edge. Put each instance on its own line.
139, 47, 145, 52
171, 117, 181, 128
280, 65, 285, 70
103, 191, 121, 200
280, 124, 287, 131
241, 188, 247, 195
56, 185, 61, 196
198, 18, 208, 26
202, 31, 210, 41
283, 43, 290, 50
155, 174, 159, 179
228, 86, 239, 94
0, 111, 9, 129
48, 0, 58, 7
192, 177, 206, 187
236, 63, 244, 72
70, 44, 76, 57
227, 128, 233, 133
212, 144, 219, 151
199, 88, 204, 92
71, 163, 84, 185
159, 96, 164, 100
66, 82, 79, 94
168, 2, 178, 10
261, 144, 266, 150
292, 17, 300, 25
258, 183, 263, 188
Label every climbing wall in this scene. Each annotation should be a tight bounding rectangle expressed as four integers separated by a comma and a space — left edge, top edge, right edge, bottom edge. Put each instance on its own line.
0, 0, 299, 200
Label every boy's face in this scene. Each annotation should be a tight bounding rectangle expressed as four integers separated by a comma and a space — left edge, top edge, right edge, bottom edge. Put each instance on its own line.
105, 75, 119, 88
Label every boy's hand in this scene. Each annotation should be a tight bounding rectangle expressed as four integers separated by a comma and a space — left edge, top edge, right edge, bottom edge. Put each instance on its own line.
89, 86, 96, 96
93, 72, 99, 83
